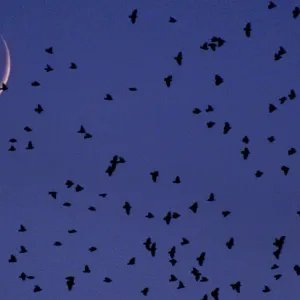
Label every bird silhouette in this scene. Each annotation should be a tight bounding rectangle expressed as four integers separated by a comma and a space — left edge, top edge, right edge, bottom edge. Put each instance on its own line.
172, 212, 180, 219
45, 47, 53, 54
69, 62, 77, 69
215, 75, 223, 86
18, 225, 26, 232
269, 104, 277, 113
177, 281, 185, 289
65, 180, 74, 188
146, 212, 154, 218
271, 264, 279, 269
26, 141, 34, 150
104, 277, 112, 283
189, 202, 198, 213
19, 245, 27, 253
226, 237, 234, 249
222, 211, 231, 217
279, 96, 287, 104
193, 108, 201, 114
268, 136, 275, 143
294, 265, 300, 275
206, 105, 214, 112
19, 272, 27, 281
200, 42, 209, 50
89, 247, 97, 252
44, 64, 53, 72
0, 83, 8, 91
48, 191, 57, 199
174, 52, 183, 65
255, 170, 263, 177
68, 229, 77, 234
123, 201, 131, 215
35, 104, 44, 114
168, 246, 176, 258
24, 126, 32, 132
230, 281, 241, 293
223, 122, 231, 134
83, 265, 90, 273
66, 277, 75, 291
207, 193, 215, 201
33, 285, 42, 293
9, 255, 17, 263
54, 241, 62, 246
150, 170, 159, 182
263, 286, 271, 293
127, 257, 136, 265
293, 6, 300, 18
164, 75, 172, 87
75, 185, 84, 192
211, 287, 219, 300
169, 274, 177, 282
244, 22, 251, 37
173, 176, 181, 183
181, 237, 190, 245
141, 287, 149, 295
268, 1, 276, 9
150, 242, 156, 257
288, 89, 296, 100
63, 202, 71, 207
197, 252, 206, 266
281, 165, 289, 175
164, 212, 172, 225
129, 87, 137, 91
241, 146, 250, 159
169, 17, 177, 23
274, 274, 282, 280
31, 81, 40, 86
207, 121, 215, 128
129, 9, 137, 24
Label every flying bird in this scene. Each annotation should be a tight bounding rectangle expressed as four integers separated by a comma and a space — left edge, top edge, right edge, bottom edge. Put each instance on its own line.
281, 165, 289, 175
127, 257, 136, 265
268, 136, 275, 143
75, 185, 84, 192
197, 252, 206, 266
26, 141, 34, 150
69, 62, 77, 69
263, 286, 271, 293
129, 9, 137, 24
123, 201, 131, 215
45, 47, 53, 54
169, 17, 177, 23
269, 104, 277, 113
189, 202, 198, 213
31, 81, 40, 86
255, 170, 263, 177
65, 180, 74, 188
288, 89, 296, 100
104, 277, 112, 283
150, 170, 159, 182
230, 281, 241, 293
222, 211, 231, 217
35, 104, 43, 113
193, 108, 201, 114
173, 176, 181, 183
226, 237, 234, 249
268, 1, 276, 9
44, 64, 53, 72
164, 75, 172, 87
244, 22, 251, 37
223, 122, 231, 134
207, 121, 215, 128
293, 6, 300, 19
141, 287, 149, 295
33, 285, 42, 293
48, 191, 57, 199
145, 212, 154, 218
200, 42, 209, 50
215, 75, 223, 86
174, 52, 183, 65
18, 224, 26, 232
129, 87, 137, 91
104, 94, 113, 100
181, 237, 190, 245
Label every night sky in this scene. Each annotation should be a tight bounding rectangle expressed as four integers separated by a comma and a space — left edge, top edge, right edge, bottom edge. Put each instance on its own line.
0, 1, 300, 299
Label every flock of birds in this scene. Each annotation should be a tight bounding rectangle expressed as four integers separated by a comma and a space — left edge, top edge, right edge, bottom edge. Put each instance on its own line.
2, 2, 300, 299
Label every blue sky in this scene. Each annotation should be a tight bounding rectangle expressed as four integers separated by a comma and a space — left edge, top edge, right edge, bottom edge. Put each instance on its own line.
0, 1, 300, 299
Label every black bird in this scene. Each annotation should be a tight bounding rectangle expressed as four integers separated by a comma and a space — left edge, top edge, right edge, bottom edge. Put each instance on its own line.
207, 193, 215, 201
168, 246, 176, 258
273, 248, 281, 259
268, 136, 275, 143
143, 238, 152, 250
24, 126, 32, 132
209, 43, 216, 51
216, 37, 226, 47
45, 47, 53, 54
9, 255, 17, 263
8, 145, 16, 151
75, 185, 84, 192
65, 180, 74, 188
26, 141, 34, 150
279, 96, 287, 104
123, 201, 131, 215
274, 53, 281, 61
84, 133, 92, 139
19, 246, 27, 253
19, 272, 27, 281
150, 243, 156, 257
281, 165, 289, 175
206, 105, 214, 112
200, 42, 209, 50
215, 75, 223, 86
145, 212, 154, 218
255, 170, 263, 177
293, 7, 300, 19
226, 237, 234, 249
191, 267, 201, 281
211, 287, 219, 300
177, 281, 185, 289
164, 212, 172, 225
263, 286, 271, 293
18, 224, 26, 232
88, 206, 96, 211
202, 295, 208, 300
54, 241, 62, 246
193, 108, 201, 114
223, 122, 231, 134
274, 274, 282, 280
99, 193, 107, 198
278, 46, 286, 56
169, 274, 177, 282
230, 281, 241, 293
9, 138, 17, 143
150, 170, 159, 182
44, 64, 53, 72
35, 104, 43, 113
33, 285, 42, 293
141, 287, 149, 296
69, 62, 77, 69
207, 121, 215, 128
104, 94, 113, 100
66, 277, 75, 291
269, 104, 277, 113
173, 176, 181, 183
294, 265, 300, 275
127, 257, 135, 265
0, 83, 8, 91
169, 17, 177, 23
83, 265, 90, 273
89, 247, 97, 252
68, 229, 77, 234
31, 81, 40, 86
273, 236, 285, 248
174, 52, 183, 65
288, 89, 296, 100
181, 237, 189, 245
268, 1, 276, 9
63, 202, 71, 207
222, 211, 231, 217
244, 22, 251, 37
129, 87, 137, 91
200, 276, 208, 282
129, 9, 137, 24
169, 258, 177, 266
49, 191, 57, 199
78, 125, 85, 134
271, 264, 279, 269
197, 252, 205, 266
172, 212, 180, 219
164, 75, 172, 87
189, 202, 198, 213
104, 277, 112, 283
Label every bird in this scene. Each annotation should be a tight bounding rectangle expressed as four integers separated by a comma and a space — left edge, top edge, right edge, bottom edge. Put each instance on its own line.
69, 62, 77, 69
209, 43, 216, 51
293, 6, 300, 19
26, 141, 34, 150
168, 246, 176, 258
278, 46, 286, 56
223, 122, 231, 134
169, 258, 177, 266
129, 87, 137, 91
269, 104, 277, 113
150, 243, 156, 257
145, 212, 154, 218
200, 277, 208, 282
172, 212, 180, 219
226, 237, 234, 249
99, 193, 107, 198
77, 125, 86, 134
268, 1, 276, 9
263, 286, 271, 293
200, 42, 209, 50
244, 22, 251, 37
294, 265, 300, 275
68, 229, 77, 234
18, 224, 26, 232
31, 81, 40, 86
164, 75, 172, 87
150, 171, 159, 182
104, 94, 113, 100
279, 96, 287, 104
141, 287, 149, 295
211, 288, 219, 300
89, 247, 97, 252
274, 53, 282, 61
173, 176, 181, 183
48, 191, 57, 199
19, 245, 27, 253
84, 133, 92, 139
129, 9, 137, 24
255, 170, 263, 177
143, 238, 152, 250
63, 202, 71, 207
123, 201, 131, 215
230, 281, 241, 293
45, 47, 53, 54
103, 277, 112, 283
174, 52, 183, 65
88, 206, 96, 211
8, 145, 16, 151
35, 104, 44, 114
193, 108, 201, 114
189, 202, 198, 213
66, 277, 75, 291
24, 126, 32, 132
65, 180, 74, 188
169, 17, 177, 23
207, 193, 215, 201
169, 274, 177, 282
281, 165, 289, 175
44, 64, 53, 72
8, 255, 17, 263
288, 89, 296, 100
268, 136, 275, 143
271, 264, 279, 269
206, 105, 214, 112
75, 185, 84, 192
33, 285, 42, 293
83, 265, 90, 273
207, 121, 215, 128
215, 74, 223, 86
180, 237, 190, 245
241, 147, 250, 160
222, 211, 231, 217
202, 295, 208, 300
164, 212, 172, 225
191, 267, 201, 281
54, 241, 62, 246
127, 257, 136, 265
197, 252, 206, 266
274, 274, 282, 280
177, 281, 185, 289
9, 138, 17, 143
19, 272, 27, 281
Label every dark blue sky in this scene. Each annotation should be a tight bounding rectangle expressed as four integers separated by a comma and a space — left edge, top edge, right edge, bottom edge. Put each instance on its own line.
0, 1, 300, 299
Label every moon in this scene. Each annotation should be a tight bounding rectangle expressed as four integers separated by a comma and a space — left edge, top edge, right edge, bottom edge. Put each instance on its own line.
0, 36, 11, 95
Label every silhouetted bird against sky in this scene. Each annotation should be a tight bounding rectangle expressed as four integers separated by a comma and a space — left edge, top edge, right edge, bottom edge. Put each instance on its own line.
279, 96, 287, 104
65, 180, 74, 188
35, 104, 43, 114
207, 121, 215, 128
255, 170, 263, 177
31, 81, 40, 86
263, 286, 271, 293
223, 122, 231, 134
197, 252, 205, 266
206, 105, 214, 112
241, 147, 250, 160
274, 274, 282, 280
193, 108, 201, 114
269, 104, 277, 113
83, 265, 90, 273
244, 22, 251, 37
281, 165, 289, 175
211, 287, 219, 300
181, 237, 189, 245
24, 126, 32, 132
141, 287, 149, 295
75, 184, 84, 192
146, 212, 154, 218
173, 176, 180, 183
44, 64, 53, 72
200, 42, 209, 50
150, 170, 159, 182
174, 51, 182, 65
69, 62, 77, 69
222, 211, 231, 217
288, 89, 296, 100
129, 87, 137, 91
207, 193, 215, 201
33, 285, 42, 293
164, 212, 172, 225
104, 94, 113, 100
177, 281, 185, 289
169, 274, 177, 282
0, 83, 8, 91
268, 1, 276, 9
89, 247, 97, 252
268, 136, 275, 143
104, 277, 112, 283
129, 9, 137, 24
168, 246, 176, 258
215, 74, 223, 86
127, 257, 136, 265
189, 202, 198, 213
18, 224, 26, 232
169, 17, 177, 23
294, 265, 300, 275
226, 237, 234, 249
231, 281, 241, 293
45, 47, 53, 54
48, 191, 57, 199
271, 264, 279, 270
164, 75, 172, 87
293, 6, 300, 18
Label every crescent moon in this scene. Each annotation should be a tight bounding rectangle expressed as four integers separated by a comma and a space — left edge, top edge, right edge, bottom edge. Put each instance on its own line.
0, 36, 11, 95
